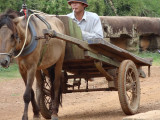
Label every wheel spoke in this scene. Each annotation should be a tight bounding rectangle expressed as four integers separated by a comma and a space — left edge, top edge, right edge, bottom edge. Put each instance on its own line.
126, 92, 132, 102
44, 97, 49, 105
43, 88, 51, 96
126, 81, 137, 91
127, 70, 134, 83
126, 69, 137, 104
128, 89, 132, 93
126, 69, 137, 92
44, 79, 51, 88
132, 84, 137, 96
126, 83, 132, 91
43, 77, 52, 110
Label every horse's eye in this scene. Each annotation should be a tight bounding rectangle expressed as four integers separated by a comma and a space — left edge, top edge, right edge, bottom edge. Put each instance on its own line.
10, 34, 16, 46
11, 34, 14, 39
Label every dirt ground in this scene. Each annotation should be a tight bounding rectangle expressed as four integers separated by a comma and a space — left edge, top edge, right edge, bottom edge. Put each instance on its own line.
0, 66, 160, 120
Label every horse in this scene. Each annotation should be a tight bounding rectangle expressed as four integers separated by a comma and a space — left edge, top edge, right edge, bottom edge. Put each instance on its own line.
0, 9, 66, 120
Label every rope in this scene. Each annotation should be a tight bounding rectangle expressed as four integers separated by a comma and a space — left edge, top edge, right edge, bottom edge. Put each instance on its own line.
14, 12, 41, 58
0, 9, 52, 58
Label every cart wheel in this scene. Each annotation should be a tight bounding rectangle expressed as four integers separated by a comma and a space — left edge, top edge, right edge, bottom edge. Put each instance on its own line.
36, 71, 67, 119
118, 60, 140, 115
37, 73, 52, 119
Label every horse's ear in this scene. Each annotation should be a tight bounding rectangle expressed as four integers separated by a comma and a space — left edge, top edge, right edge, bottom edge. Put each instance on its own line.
13, 16, 24, 25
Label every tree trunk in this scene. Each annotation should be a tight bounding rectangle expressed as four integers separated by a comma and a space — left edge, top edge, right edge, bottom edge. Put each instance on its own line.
105, 0, 118, 16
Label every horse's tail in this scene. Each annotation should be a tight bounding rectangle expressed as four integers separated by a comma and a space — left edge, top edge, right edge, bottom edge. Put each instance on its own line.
47, 65, 62, 106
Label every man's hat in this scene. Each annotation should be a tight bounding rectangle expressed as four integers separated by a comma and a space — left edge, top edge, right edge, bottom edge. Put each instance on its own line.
68, 0, 88, 7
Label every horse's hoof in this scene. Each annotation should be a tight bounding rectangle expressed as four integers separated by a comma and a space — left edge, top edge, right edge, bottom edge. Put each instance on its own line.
22, 115, 28, 120
33, 115, 41, 120
33, 117, 41, 120
51, 115, 58, 120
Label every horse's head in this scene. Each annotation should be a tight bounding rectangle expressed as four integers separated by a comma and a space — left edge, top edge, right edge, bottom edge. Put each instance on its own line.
0, 10, 24, 68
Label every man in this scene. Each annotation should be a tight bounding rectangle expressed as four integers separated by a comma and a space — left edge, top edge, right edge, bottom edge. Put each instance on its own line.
67, 0, 104, 42
67, 0, 104, 81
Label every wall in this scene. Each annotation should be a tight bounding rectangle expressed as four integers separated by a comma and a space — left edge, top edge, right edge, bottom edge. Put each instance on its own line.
100, 16, 160, 52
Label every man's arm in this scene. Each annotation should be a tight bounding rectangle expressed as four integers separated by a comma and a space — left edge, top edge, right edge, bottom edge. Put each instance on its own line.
81, 17, 104, 41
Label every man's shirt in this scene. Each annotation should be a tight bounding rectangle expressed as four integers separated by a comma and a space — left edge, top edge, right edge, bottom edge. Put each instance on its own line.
67, 11, 104, 41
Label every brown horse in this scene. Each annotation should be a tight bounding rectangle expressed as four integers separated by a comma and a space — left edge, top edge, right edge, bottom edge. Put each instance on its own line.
0, 10, 65, 120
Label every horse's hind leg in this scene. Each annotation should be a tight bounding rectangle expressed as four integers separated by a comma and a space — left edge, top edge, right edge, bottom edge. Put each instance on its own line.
50, 61, 63, 120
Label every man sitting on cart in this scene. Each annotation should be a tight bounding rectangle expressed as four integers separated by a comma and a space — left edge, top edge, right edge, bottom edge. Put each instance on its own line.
67, 0, 104, 42
67, 0, 104, 81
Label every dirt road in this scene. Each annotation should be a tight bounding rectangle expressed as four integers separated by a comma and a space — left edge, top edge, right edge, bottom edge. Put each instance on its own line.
0, 66, 160, 120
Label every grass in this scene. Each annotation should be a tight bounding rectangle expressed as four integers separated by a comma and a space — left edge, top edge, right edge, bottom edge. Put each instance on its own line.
0, 63, 20, 80
137, 51, 160, 66
0, 51, 159, 79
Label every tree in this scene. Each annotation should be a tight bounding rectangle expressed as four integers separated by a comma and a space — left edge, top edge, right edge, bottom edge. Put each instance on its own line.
0, 0, 23, 12
0, 0, 160, 17
105, 0, 118, 16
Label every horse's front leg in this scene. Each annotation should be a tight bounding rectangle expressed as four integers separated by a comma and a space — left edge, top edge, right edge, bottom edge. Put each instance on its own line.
21, 67, 40, 120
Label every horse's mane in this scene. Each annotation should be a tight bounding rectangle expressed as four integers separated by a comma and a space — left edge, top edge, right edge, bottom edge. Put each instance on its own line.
0, 9, 20, 32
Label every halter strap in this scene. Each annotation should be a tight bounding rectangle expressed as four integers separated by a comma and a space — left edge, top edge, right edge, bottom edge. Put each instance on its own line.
0, 53, 11, 56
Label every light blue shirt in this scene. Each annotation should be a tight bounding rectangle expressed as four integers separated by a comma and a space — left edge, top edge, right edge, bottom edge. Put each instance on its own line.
67, 11, 104, 41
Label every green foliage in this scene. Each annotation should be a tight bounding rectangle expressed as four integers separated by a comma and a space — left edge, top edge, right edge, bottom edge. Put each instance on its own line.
0, 0, 160, 17
0, 0, 23, 12
110, 0, 160, 17
0, 52, 159, 80
0, 64, 20, 79
140, 0, 160, 17
87, 0, 106, 16
113, 0, 142, 16
138, 52, 160, 66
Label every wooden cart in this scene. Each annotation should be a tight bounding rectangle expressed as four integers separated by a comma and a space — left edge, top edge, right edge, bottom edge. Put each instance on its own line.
37, 16, 152, 119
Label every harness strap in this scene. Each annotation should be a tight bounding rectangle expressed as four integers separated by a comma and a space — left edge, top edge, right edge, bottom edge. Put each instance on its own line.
38, 43, 48, 66
14, 20, 38, 57
23, 9, 27, 19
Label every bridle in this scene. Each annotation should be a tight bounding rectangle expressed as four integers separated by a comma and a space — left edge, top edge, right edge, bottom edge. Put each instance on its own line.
0, 25, 18, 58
0, 53, 12, 56
0, 48, 15, 59
0, 10, 37, 59
0, 2, 52, 60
